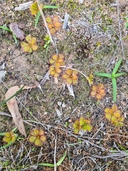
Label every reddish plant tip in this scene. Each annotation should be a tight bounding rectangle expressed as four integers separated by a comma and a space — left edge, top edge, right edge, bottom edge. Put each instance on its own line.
105, 105, 124, 126
21, 35, 38, 53
46, 16, 61, 34
28, 129, 46, 146
62, 69, 78, 85
90, 83, 106, 100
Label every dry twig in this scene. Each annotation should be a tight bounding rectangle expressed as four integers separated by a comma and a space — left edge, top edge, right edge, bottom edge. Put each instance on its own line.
36, 0, 55, 46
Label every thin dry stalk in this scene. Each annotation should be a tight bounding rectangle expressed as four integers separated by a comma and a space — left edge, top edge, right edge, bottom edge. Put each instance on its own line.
36, 0, 55, 46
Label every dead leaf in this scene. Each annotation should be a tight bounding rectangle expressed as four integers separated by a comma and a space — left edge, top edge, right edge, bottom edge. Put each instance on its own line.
15, 1, 33, 11
67, 84, 75, 99
0, 63, 6, 83
9, 23, 25, 40
55, 108, 62, 118
63, 13, 69, 30
5, 85, 37, 137
119, 0, 126, 5
40, 70, 50, 85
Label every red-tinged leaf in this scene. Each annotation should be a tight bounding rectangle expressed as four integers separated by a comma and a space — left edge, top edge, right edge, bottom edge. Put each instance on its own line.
32, 44, 38, 51
52, 54, 58, 60
53, 16, 59, 22
54, 22, 61, 28
40, 136, 46, 142
47, 23, 54, 29
30, 129, 39, 136
50, 28, 56, 34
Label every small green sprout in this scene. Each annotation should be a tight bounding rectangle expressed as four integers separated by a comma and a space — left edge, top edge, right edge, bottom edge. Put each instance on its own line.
43, 34, 51, 50
94, 58, 125, 102
73, 116, 92, 134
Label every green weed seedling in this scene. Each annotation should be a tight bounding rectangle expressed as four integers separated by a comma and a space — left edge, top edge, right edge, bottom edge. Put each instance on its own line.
43, 34, 51, 53
95, 58, 125, 102
0, 26, 17, 43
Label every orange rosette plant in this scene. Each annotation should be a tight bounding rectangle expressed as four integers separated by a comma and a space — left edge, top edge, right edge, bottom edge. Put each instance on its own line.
49, 54, 65, 66
28, 129, 46, 146
46, 16, 61, 34
105, 105, 124, 126
90, 83, 106, 100
73, 116, 92, 134
62, 69, 78, 85
49, 54, 65, 78
49, 63, 62, 78
3, 132, 17, 144
21, 35, 38, 53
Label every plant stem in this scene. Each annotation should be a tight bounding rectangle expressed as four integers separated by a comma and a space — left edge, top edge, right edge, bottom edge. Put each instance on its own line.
112, 78, 117, 102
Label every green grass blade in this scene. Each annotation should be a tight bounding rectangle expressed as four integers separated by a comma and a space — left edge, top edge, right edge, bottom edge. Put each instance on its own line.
43, 5, 58, 9
94, 72, 111, 78
44, 40, 51, 48
0, 142, 14, 150
0, 26, 17, 43
38, 151, 67, 167
12, 127, 17, 132
35, 11, 41, 27
38, 163, 54, 167
0, 132, 6, 136
114, 72, 125, 78
112, 78, 117, 102
0, 128, 17, 136
57, 151, 67, 166
0, 86, 24, 106
117, 144, 128, 154
0, 26, 11, 32
112, 58, 122, 75
12, 33, 18, 44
